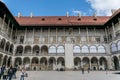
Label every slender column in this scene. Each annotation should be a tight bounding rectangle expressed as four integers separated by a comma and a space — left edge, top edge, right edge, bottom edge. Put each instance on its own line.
81, 61, 83, 68
8, 44, 11, 54
94, 28, 96, 43
40, 28, 43, 43
48, 27, 50, 43
32, 28, 35, 44
105, 27, 108, 43
107, 26, 110, 42
4, 42, 6, 52
1, 14, 6, 31
98, 60, 100, 70
10, 25, 13, 41
0, 57, 4, 66
89, 60, 91, 69
15, 28, 17, 43
112, 23, 116, 39
7, 19, 10, 34
86, 28, 89, 43
6, 58, 8, 66
22, 46, 25, 56
24, 28, 27, 44
56, 28, 58, 43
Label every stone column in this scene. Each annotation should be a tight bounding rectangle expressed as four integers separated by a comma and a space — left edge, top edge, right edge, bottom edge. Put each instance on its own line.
105, 28, 108, 42
98, 60, 100, 70
7, 19, 10, 34
24, 28, 27, 44
32, 28, 35, 44
86, 28, 89, 43
89, 60, 91, 69
1, 14, 6, 31
10, 25, 13, 41
56, 28, 58, 43
112, 23, 116, 40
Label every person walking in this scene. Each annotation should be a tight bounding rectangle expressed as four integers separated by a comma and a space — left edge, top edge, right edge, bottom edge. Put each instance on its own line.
87, 67, 90, 73
81, 68, 84, 74
8, 66, 14, 80
3, 68, 8, 80
20, 68, 25, 80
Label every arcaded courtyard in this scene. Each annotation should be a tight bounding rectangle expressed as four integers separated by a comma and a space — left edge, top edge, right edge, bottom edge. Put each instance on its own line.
14, 71, 120, 80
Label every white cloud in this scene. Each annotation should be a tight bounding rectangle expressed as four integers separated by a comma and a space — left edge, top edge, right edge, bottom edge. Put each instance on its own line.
86, 0, 120, 16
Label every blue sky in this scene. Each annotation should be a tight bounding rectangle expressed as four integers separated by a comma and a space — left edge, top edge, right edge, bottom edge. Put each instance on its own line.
2, 0, 120, 16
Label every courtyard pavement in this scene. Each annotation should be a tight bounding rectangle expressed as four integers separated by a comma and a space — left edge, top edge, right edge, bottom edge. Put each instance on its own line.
14, 71, 120, 80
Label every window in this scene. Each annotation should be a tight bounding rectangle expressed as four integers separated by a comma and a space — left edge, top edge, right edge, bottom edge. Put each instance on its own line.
117, 41, 120, 51
98, 46, 105, 53
96, 37, 100, 43
73, 46, 80, 53
90, 46, 97, 53
111, 43, 117, 52
57, 46, 64, 53
81, 45, 89, 53
49, 46, 56, 53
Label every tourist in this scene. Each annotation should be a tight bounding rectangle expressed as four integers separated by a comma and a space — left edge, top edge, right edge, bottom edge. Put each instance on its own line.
3, 68, 8, 80
8, 66, 14, 80
20, 68, 25, 80
87, 67, 90, 73
81, 68, 84, 74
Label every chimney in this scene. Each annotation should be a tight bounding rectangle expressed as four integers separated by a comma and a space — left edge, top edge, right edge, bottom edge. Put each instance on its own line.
30, 12, 33, 18
18, 12, 21, 18
66, 12, 69, 17
111, 9, 116, 14
93, 12, 97, 20
78, 12, 81, 18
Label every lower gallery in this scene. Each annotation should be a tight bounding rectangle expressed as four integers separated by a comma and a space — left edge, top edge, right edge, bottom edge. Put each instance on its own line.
0, 1, 120, 71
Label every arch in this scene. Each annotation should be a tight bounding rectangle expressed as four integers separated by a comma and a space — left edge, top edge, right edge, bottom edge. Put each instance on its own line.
90, 46, 97, 53
49, 45, 56, 53
16, 45, 23, 56
32, 57, 39, 70
49, 57, 56, 64
98, 45, 106, 53
99, 57, 107, 70
10, 44, 14, 54
91, 57, 98, 70
2, 55, 8, 66
74, 57, 81, 66
23, 57, 30, 70
41, 45, 48, 55
111, 43, 117, 52
5, 42, 10, 52
48, 57, 56, 70
33, 45, 40, 55
40, 57, 47, 65
14, 57, 22, 66
57, 57, 65, 66
117, 41, 120, 51
81, 45, 89, 53
73, 45, 80, 53
113, 56, 119, 70
57, 45, 65, 53
0, 38, 6, 50
7, 57, 12, 67
82, 57, 90, 70
24, 45, 31, 54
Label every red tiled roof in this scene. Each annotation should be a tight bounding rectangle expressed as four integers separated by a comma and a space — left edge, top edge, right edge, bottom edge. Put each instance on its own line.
15, 16, 110, 26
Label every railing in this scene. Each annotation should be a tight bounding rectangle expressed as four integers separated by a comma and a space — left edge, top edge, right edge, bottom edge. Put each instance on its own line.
15, 53, 65, 56
73, 53, 110, 56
